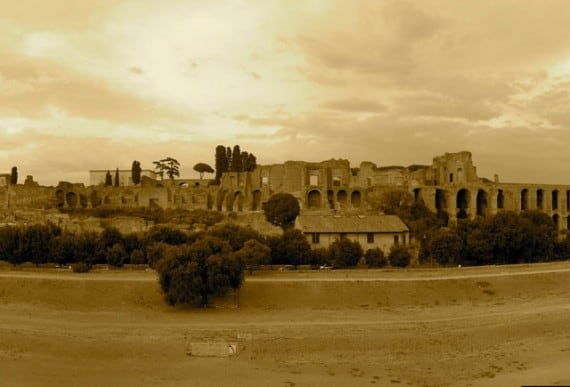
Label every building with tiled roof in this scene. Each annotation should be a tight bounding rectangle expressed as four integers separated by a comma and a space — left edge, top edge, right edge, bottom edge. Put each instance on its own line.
295, 214, 410, 252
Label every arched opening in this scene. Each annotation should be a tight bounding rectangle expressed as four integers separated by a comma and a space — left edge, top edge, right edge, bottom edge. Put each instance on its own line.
308, 190, 322, 209
521, 189, 528, 211
216, 190, 227, 211
56, 190, 65, 208
476, 190, 488, 216
225, 193, 235, 212
234, 191, 243, 212
66, 192, 77, 208
327, 190, 334, 209
351, 190, 361, 208
537, 189, 544, 209
207, 193, 213, 210
413, 188, 422, 203
435, 189, 446, 212
80, 194, 88, 209
456, 189, 470, 219
337, 190, 347, 207
497, 189, 504, 209
251, 190, 261, 211
552, 190, 559, 210
90, 191, 101, 208
567, 191, 570, 211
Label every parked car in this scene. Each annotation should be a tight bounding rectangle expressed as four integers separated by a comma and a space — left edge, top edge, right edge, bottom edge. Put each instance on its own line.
319, 264, 334, 270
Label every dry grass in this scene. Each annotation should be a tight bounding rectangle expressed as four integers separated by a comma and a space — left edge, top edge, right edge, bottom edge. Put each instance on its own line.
0, 261, 569, 387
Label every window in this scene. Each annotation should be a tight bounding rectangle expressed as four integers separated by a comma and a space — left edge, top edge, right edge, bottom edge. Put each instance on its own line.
311, 233, 320, 244
367, 233, 374, 244
393, 235, 399, 245
339, 233, 346, 240
402, 234, 406, 245
261, 176, 269, 186
333, 176, 341, 187
449, 173, 454, 183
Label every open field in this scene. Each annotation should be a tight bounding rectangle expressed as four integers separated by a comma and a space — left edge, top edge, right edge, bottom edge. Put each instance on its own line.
1, 262, 569, 386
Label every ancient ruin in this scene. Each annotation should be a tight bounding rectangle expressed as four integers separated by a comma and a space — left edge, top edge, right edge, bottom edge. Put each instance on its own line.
2, 151, 570, 233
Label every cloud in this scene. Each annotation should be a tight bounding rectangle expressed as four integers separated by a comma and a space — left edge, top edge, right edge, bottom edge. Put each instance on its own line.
321, 98, 387, 113
128, 66, 144, 74
0, 55, 195, 125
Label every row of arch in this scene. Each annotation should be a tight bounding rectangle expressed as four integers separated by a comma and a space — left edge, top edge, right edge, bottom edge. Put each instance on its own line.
307, 189, 362, 209
214, 190, 262, 212
423, 187, 570, 221
520, 188, 568, 211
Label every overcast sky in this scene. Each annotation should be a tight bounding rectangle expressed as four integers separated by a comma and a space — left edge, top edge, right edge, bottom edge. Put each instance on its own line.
2, 1, 570, 186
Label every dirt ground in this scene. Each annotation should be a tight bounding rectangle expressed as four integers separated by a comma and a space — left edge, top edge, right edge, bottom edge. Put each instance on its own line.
0, 262, 569, 387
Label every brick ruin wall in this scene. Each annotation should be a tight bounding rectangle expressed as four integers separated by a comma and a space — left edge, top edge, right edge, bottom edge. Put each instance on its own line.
3, 151, 570, 233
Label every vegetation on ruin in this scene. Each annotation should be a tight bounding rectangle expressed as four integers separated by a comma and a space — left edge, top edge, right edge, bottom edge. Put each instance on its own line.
58, 207, 225, 227
214, 144, 257, 183
262, 193, 300, 230
131, 160, 142, 185
10, 166, 18, 185
193, 163, 214, 179
153, 157, 180, 180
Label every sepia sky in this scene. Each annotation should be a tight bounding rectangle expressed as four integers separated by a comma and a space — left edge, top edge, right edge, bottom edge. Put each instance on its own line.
2, 0, 570, 186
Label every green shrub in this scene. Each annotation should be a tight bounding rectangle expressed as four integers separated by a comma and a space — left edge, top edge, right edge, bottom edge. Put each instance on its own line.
72, 262, 91, 273
329, 238, 363, 268
365, 248, 387, 268
389, 245, 411, 268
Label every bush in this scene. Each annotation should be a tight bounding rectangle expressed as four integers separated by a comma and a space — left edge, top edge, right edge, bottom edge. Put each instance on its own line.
262, 193, 300, 230
130, 249, 146, 265
236, 239, 271, 274
106, 243, 128, 267
389, 245, 411, 268
365, 248, 387, 268
155, 236, 243, 306
329, 238, 363, 268
267, 229, 311, 266
72, 262, 91, 273
310, 248, 331, 266
429, 230, 463, 266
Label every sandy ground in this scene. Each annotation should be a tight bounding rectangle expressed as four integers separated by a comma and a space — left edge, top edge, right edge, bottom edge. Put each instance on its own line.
0, 262, 569, 387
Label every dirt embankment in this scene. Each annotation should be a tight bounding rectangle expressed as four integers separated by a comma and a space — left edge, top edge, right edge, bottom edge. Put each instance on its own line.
0, 262, 569, 387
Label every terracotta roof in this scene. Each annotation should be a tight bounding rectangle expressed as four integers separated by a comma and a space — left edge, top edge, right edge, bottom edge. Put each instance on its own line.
295, 214, 409, 233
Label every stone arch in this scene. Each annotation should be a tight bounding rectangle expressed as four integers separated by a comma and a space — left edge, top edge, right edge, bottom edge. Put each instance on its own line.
307, 190, 322, 209
521, 189, 529, 211
207, 192, 213, 210
216, 190, 227, 211
327, 190, 334, 209
56, 190, 65, 208
497, 189, 504, 209
435, 189, 446, 212
251, 190, 262, 211
476, 189, 488, 216
90, 191, 101, 208
413, 188, 422, 203
552, 190, 559, 210
79, 194, 88, 209
536, 189, 544, 209
456, 188, 469, 219
337, 190, 347, 207
234, 191, 244, 212
351, 190, 361, 208
66, 192, 77, 209
553, 214, 560, 230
